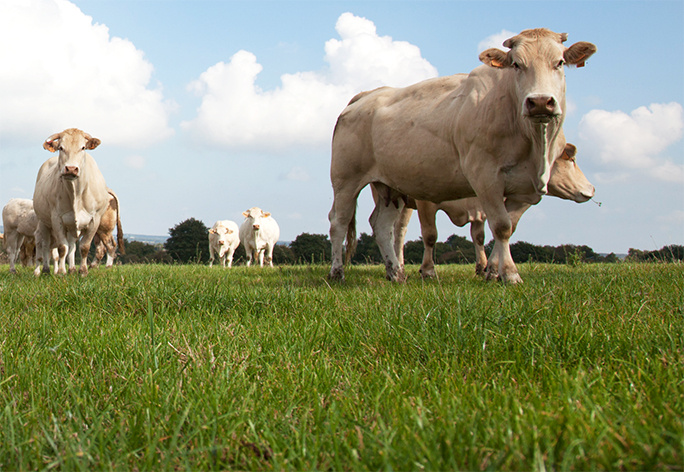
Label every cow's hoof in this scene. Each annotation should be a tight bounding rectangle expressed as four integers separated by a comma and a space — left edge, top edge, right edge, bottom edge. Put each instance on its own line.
475, 264, 486, 277
419, 268, 437, 279
500, 272, 523, 284
328, 267, 345, 282
385, 265, 406, 283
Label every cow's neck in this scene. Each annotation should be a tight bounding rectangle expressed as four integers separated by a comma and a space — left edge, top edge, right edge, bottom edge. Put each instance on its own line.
527, 118, 563, 195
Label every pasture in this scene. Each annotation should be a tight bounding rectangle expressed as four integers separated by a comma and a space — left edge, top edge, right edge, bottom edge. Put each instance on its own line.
0, 262, 682, 470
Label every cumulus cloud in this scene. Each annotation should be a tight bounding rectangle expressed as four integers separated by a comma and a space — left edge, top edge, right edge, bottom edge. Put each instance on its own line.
181, 12, 438, 152
0, 0, 174, 147
579, 102, 684, 182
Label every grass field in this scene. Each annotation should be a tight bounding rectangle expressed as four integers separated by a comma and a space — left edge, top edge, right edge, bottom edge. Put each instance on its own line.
0, 262, 682, 470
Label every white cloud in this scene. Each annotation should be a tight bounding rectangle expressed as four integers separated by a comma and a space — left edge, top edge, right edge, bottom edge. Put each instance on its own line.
0, 0, 174, 147
284, 166, 310, 182
579, 102, 684, 182
124, 155, 146, 170
477, 30, 517, 53
181, 12, 438, 152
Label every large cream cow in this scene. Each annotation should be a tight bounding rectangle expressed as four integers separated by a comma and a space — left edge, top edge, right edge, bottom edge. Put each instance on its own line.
239, 207, 280, 267
392, 143, 595, 278
208, 220, 240, 268
90, 189, 125, 268
329, 28, 596, 283
33, 128, 111, 276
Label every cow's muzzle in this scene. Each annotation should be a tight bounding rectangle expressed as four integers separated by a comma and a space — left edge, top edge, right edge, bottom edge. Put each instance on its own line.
524, 95, 561, 122
61, 166, 79, 179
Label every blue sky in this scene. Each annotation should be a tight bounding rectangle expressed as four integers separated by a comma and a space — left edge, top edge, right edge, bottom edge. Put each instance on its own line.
1, 0, 682, 255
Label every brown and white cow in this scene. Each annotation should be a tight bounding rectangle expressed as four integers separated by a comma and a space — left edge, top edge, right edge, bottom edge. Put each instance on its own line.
239, 207, 280, 267
329, 28, 596, 283
33, 128, 111, 276
391, 143, 595, 278
90, 189, 125, 268
208, 219, 240, 268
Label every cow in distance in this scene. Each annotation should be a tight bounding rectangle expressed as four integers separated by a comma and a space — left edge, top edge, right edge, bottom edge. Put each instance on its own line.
239, 207, 280, 267
208, 220, 240, 268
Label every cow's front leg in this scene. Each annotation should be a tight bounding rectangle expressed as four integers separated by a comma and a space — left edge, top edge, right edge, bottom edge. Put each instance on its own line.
480, 198, 522, 284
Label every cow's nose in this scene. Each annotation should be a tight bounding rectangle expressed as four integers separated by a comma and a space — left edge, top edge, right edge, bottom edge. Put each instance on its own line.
63, 166, 79, 177
253, 225, 260, 230
525, 95, 557, 116
218, 240, 224, 245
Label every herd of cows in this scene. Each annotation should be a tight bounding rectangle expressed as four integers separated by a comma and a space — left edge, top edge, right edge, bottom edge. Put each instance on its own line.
1, 127, 282, 275
1, 28, 597, 284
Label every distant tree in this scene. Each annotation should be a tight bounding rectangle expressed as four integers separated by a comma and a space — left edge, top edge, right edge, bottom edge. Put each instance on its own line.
120, 240, 170, 264
290, 233, 331, 264
403, 239, 425, 265
164, 218, 209, 263
274, 244, 296, 265
351, 232, 382, 264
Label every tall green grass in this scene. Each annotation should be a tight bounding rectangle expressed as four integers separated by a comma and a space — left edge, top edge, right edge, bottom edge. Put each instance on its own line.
0, 263, 682, 470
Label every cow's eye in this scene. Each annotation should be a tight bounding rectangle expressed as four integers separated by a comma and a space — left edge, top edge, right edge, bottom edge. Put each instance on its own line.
81, 146, 86, 151
556, 59, 565, 69
58, 145, 64, 151
512, 62, 520, 70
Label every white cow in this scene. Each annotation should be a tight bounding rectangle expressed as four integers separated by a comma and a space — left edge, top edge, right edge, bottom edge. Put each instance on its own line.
33, 128, 111, 276
2, 198, 39, 273
329, 28, 596, 283
2, 198, 58, 273
239, 207, 280, 267
208, 220, 240, 268
390, 143, 595, 278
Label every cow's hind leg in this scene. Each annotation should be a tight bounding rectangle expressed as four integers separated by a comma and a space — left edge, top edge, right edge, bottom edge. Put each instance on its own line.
470, 220, 488, 277
5, 232, 24, 274
369, 184, 406, 282
417, 202, 439, 279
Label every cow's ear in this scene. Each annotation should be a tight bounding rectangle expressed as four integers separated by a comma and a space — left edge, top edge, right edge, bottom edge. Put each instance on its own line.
242, 211, 250, 217
564, 41, 597, 68
263, 212, 271, 218
479, 48, 510, 69
564, 143, 577, 159
43, 133, 61, 152
85, 135, 101, 150
209, 229, 216, 234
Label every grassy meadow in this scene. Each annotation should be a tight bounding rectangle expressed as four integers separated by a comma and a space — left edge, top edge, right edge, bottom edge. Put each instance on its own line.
0, 262, 682, 470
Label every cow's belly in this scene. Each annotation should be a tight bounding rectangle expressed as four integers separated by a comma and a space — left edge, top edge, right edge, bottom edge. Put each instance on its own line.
374, 148, 474, 203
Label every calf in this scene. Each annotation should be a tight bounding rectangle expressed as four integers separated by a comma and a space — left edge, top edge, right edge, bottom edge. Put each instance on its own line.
208, 220, 240, 268
239, 207, 280, 267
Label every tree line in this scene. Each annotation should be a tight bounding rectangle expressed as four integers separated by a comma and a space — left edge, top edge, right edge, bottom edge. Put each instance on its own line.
116, 218, 683, 265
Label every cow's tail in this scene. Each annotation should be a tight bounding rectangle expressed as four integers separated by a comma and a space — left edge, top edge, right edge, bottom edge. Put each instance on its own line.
344, 210, 357, 265
109, 189, 125, 255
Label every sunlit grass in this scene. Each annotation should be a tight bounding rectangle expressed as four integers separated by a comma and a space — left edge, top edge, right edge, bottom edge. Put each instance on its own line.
0, 262, 682, 470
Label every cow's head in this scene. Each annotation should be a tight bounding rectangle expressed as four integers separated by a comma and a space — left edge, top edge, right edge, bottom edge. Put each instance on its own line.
479, 29, 596, 123
243, 207, 270, 231
547, 143, 595, 202
209, 225, 235, 255
43, 128, 100, 180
